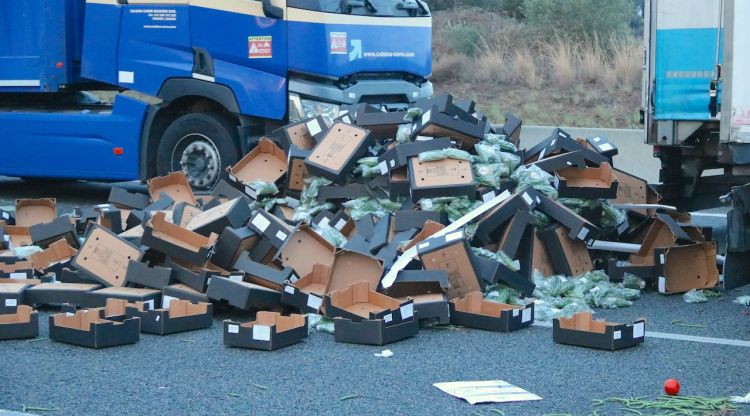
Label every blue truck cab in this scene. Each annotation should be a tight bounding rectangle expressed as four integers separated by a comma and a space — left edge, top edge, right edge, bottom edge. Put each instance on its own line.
0, 0, 432, 188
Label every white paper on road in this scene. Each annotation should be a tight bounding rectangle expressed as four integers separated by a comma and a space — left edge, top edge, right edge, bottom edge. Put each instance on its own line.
433, 380, 543, 405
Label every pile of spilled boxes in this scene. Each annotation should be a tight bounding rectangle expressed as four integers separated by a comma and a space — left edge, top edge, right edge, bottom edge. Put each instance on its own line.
0, 94, 723, 351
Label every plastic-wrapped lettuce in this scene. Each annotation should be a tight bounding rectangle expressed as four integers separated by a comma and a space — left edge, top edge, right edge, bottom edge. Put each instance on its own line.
600, 200, 627, 228
403, 107, 424, 122
683, 289, 709, 303
622, 272, 647, 290
473, 163, 507, 188
483, 133, 517, 152
313, 222, 348, 248
294, 176, 334, 223
511, 164, 558, 198
342, 197, 401, 220
418, 148, 473, 162
247, 180, 279, 197
559, 198, 598, 213
474, 143, 521, 171
354, 156, 382, 178
11, 245, 42, 259
531, 211, 550, 227
396, 124, 412, 144
471, 247, 520, 271
484, 284, 525, 306
307, 314, 335, 334
445, 198, 483, 222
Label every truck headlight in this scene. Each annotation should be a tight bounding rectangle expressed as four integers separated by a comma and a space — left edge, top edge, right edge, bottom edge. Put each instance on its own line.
289, 93, 340, 122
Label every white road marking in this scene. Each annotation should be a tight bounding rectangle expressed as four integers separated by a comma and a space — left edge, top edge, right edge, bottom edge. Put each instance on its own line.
532, 322, 750, 347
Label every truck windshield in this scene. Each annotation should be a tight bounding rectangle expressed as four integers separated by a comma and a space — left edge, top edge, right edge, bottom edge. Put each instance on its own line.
288, 0, 430, 17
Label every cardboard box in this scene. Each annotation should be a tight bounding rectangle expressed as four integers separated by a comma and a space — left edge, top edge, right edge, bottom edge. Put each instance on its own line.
186, 197, 252, 237
59, 268, 97, 284
325, 250, 384, 297
400, 220, 445, 252
0, 258, 34, 281
378, 137, 453, 174
529, 151, 588, 173
585, 136, 618, 158
164, 258, 212, 292
0, 305, 39, 340
537, 193, 599, 244
325, 280, 414, 322
0, 282, 29, 313
304, 123, 372, 184
30, 216, 79, 249
471, 254, 535, 297
211, 179, 247, 202
408, 157, 475, 201
411, 106, 485, 148
383, 168, 408, 199
280, 264, 330, 314
272, 116, 329, 151
553, 312, 645, 351
72, 225, 143, 287
385, 269, 450, 325
475, 189, 539, 244
333, 316, 418, 346
499, 113, 522, 148
278, 225, 335, 278
224, 312, 307, 351
450, 292, 534, 332
228, 139, 288, 198
86, 286, 162, 308
148, 171, 197, 206
31, 239, 78, 276
123, 260, 173, 289
247, 210, 296, 250
286, 145, 311, 195
125, 299, 212, 335
606, 258, 656, 283
4, 225, 32, 248
170, 202, 202, 229
317, 183, 374, 202
654, 242, 719, 294
556, 163, 619, 199
376, 228, 419, 267
49, 304, 140, 349
394, 210, 448, 232
538, 225, 593, 277
141, 212, 218, 266
234, 254, 296, 291
417, 231, 483, 299
15, 198, 56, 227
367, 215, 391, 254
206, 276, 281, 310
351, 106, 407, 140
24, 283, 101, 307
162, 283, 210, 305
95, 205, 124, 234
0, 208, 15, 225
496, 209, 533, 259
108, 187, 150, 210
211, 226, 259, 271
628, 216, 688, 267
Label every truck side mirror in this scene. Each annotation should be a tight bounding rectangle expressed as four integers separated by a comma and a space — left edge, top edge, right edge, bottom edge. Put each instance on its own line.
262, 0, 284, 19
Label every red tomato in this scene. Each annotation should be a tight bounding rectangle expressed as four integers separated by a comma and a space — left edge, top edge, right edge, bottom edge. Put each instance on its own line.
664, 379, 680, 396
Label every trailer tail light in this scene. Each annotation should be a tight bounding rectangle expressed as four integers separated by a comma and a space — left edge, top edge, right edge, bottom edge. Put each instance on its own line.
652, 145, 661, 157
55, 62, 64, 69
114, 147, 124, 156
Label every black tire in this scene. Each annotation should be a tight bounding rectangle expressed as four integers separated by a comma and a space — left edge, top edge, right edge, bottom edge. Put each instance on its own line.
156, 112, 240, 190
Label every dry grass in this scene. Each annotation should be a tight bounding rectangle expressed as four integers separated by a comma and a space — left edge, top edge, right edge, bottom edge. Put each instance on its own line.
547, 40, 577, 87
511, 48, 543, 89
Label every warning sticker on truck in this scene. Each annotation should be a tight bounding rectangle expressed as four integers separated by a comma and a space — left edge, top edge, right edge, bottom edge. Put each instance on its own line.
330, 32, 347, 55
248, 36, 272, 59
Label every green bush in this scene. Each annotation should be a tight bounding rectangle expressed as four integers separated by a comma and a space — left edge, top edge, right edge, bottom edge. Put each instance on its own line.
445, 24, 483, 56
523, 0, 631, 45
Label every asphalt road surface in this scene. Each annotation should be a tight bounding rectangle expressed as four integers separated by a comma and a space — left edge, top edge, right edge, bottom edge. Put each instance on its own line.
1, 127, 748, 415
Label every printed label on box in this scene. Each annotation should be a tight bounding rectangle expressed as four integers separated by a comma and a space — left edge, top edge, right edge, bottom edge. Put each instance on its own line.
307, 119, 322, 137
383, 313, 393, 323
5, 299, 17, 307
251, 214, 271, 232
633, 322, 645, 338
1, 212, 8, 219
275, 230, 288, 241
334, 219, 347, 230
284, 285, 295, 294
577, 227, 589, 241
445, 231, 463, 242
512, 309, 519, 317
400, 303, 414, 320
248, 36, 272, 59
144, 299, 155, 310
10, 273, 26, 280
228, 324, 239, 334
613, 330, 622, 340
421, 110, 431, 127
658, 276, 666, 293
522, 307, 532, 323
599, 143, 615, 152
379, 161, 388, 175
253, 325, 271, 341
155, 315, 160, 322
307, 294, 322, 310
521, 192, 533, 206
229, 275, 244, 283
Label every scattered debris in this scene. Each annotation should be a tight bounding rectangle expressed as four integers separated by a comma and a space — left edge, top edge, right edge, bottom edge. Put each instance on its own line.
683, 289, 709, 303
433, 380, 542, 405
734, 296, 750, 306
597, 396, 738, 415
670, 320, 707, 329
730, 393, 750, 404
339, 394, 363, 401
374, 349, 394, 358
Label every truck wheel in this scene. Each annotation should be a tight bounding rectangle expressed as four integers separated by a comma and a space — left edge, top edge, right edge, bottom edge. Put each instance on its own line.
156, 113, 240, 190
